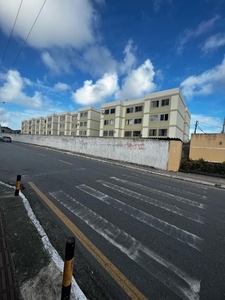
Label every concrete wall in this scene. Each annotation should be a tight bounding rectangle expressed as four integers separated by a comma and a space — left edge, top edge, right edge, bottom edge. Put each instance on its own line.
190, 133, 225, 162
10, 134, 183, 171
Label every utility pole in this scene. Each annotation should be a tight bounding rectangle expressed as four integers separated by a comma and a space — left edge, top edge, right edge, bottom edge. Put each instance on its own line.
194, 121, 198, 134
222, 117, 225, 134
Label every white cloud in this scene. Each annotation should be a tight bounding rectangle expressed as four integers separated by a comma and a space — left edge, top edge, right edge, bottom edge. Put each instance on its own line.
72, 73, 118, 105
41, 51, 72, 75
177, 15, 220, 53
120, 40, 137, 74
0, 0, 97, 49
0, 70, 48, 109
202, 33, 225, 52
73, 45, 117, 77
181, 56, 225, 98
115, 59, 156, 100
54, 82, 70, 91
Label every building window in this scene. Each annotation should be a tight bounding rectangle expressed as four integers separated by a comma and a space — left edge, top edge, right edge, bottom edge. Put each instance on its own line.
72, 124, 76, 128
72, 115, 77, 120
125, 131, 132, 137
60, 124, 65, 128
152, 100, 159, 108
135, 106, 143, 112
36, 120, 40, 124
126, 107, 134, 113
47, 124, 51, 128
150, 115, 158, 122
104, 120, 109, 125
158, 129, 167, 136
80, 112, 87, 118
59, 132, 64, 136
79, 131, 87, 136
160, 114, 168, 121
149, 129, 157, 136
110, 119, 114, 125
48, 131, 51, 135
110, 108, 115, 114
103, 131, 108, 136
133, 131, 141, 137
48, 117, 52, 122
105, 109, 109, 115
161, 98, 169, 106
125, 119, 133, 125
60, 116, 65, 121
109, 130, 114, 136
134, 118, 142, 124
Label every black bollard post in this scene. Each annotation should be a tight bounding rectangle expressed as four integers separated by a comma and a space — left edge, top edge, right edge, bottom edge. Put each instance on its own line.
15, 175, 21, 196
61, 236, 76, 300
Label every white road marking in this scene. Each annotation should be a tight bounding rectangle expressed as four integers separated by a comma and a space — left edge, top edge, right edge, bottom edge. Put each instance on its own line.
77, 184, 203, 251
110, 177, 206, 209
50, 190, 200, 300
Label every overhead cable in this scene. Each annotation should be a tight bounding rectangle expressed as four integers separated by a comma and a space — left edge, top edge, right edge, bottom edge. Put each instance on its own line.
0, 0, 24, 71
2, 0, 47, 85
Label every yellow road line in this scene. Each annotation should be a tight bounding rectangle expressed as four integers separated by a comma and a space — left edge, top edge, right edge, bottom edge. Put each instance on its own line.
59, 159, 73, 166
28, 182, 147, 300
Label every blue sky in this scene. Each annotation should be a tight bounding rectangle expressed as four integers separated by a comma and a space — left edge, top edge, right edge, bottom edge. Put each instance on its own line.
0, 0, 225, 134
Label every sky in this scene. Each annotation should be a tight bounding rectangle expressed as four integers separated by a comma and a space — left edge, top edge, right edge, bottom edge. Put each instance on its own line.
0, 0, 225, 135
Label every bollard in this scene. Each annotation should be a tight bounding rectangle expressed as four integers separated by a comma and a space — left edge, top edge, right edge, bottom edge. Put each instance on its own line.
61, 236, 76, 300
15, 175, 21, 196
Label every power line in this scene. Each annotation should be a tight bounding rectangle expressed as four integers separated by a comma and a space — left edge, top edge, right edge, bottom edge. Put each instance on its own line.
1, 0, 47, 85
0, 0, 24, 71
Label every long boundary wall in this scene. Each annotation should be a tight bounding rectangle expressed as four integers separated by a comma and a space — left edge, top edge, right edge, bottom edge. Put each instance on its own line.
9, 135, 182, 171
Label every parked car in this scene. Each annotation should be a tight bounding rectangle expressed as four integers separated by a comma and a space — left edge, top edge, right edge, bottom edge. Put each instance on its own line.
2, 136, 12, 143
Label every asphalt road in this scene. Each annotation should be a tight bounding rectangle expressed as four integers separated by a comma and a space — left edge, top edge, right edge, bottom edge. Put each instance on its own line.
0, 141, 225, 300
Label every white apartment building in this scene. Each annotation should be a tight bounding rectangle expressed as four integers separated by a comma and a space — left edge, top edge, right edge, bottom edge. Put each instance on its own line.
77, 106, 100, 136
100, 88, 190, 141
58, 112, 72, 136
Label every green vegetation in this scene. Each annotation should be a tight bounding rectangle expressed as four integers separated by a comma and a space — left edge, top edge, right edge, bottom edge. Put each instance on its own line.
180, 158, 225, 177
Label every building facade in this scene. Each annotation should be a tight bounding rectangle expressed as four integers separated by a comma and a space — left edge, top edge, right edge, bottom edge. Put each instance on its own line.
21, 88, 190, 141
100, 88, 190, 141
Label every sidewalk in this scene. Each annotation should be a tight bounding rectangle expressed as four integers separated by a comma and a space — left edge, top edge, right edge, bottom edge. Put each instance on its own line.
0, 170, 225, 299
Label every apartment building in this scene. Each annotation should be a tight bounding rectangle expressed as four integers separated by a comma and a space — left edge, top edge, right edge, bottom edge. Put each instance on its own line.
100, 88, 190, 141
21, 88, 190, 140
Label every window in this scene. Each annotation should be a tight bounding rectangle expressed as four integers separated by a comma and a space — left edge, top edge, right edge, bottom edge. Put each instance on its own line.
84, 121, 87, 126
60, 124, 65, 128
59, 132, 64, 136
161, 98, 169, 106
158, 129, 167, 136
160, 114, 169, 121
109, 131, 114, 136
133, 131, 141, 137
149, 129, 157, 136
36, 120, 40, 124
60, 116, 65, 121
150, 115, 158, 122
80, 112, 87, 118
48, 131, 51, 135
110, 108, 115, 114
72, 115, 77, 120
72, 124, 76, 128
104, 120, 109, 125
47, 124, 51, 128
125, 131, 132, 137
152, 100, 159, 108
134, 118, 142, 124
126, 107, 133, 113
110, 119, 114, 125
125, 119, 133, 125
105, 109, 109, 115
79, 131, 87, 136
135, 106, 143, 112
103, 131, 108, 136
48, 117, 52, 122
